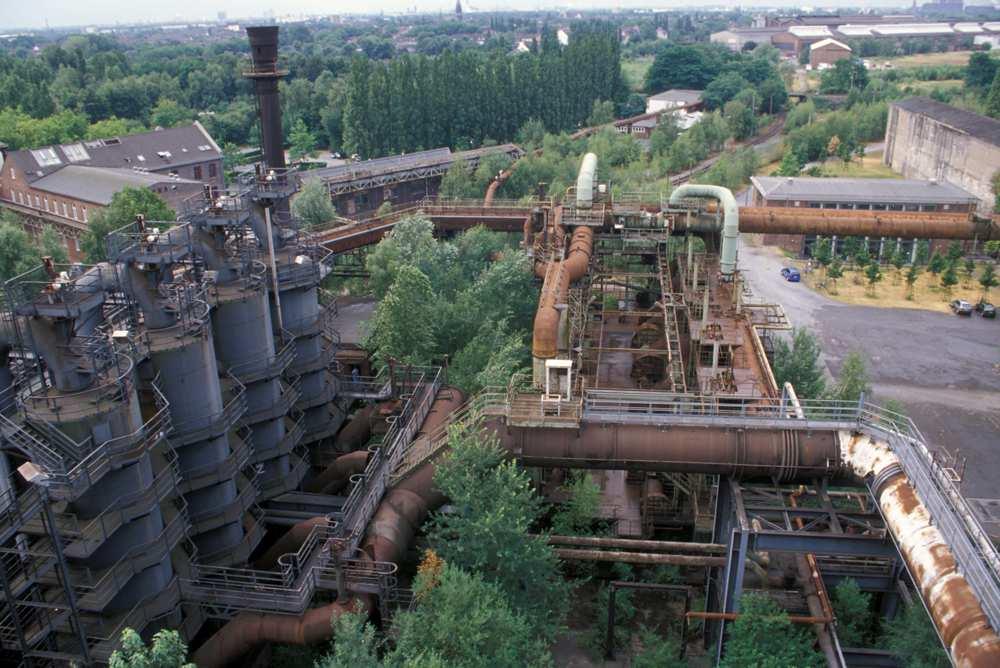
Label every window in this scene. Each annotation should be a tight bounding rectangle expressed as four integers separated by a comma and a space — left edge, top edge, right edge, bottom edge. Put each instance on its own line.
43, 197, 48, 211
17, 191, 23, 205
33, 195, 39, 208
194, 165, 203, 180
82, 207, 87, 222
71, 205, 77, 220
61, 202, 67, 216
30, 148, 61, 167
61, 143, 90, 162
9, 167, 15, 180
943, 204, 951, 210
74, 238, 81, 252
208, 163, 217, 178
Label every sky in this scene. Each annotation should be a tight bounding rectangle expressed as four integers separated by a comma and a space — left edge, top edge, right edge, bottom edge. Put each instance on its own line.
2, 1, 907, 32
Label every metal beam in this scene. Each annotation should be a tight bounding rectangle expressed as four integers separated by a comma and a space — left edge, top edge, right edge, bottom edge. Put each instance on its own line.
749, 530, 896, 558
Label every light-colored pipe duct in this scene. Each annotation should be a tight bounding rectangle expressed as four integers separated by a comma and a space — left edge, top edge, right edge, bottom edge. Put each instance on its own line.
841, 432, 1000, 667
575, 153, 598, 209
669, 184, 739, 276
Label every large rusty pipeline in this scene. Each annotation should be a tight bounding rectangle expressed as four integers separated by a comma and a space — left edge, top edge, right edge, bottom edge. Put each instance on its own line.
360, 387, 466, 563
531, 225, 594, 361
305, 450, 370, 495
841, 432, 1000, 667
194, 388, 464, 667
736, 206, 999, 240
191, 598, 368, 667
482, 420, 840, 480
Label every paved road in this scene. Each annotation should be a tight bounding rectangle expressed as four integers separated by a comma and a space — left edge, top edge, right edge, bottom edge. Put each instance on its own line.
740, 241, 1000, 505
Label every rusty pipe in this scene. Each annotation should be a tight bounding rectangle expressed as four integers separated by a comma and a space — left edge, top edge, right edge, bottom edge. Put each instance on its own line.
532, 225, 593, 360
360, 387, 467, 564
306, 450, 370, 495
736, 206, 998, 240
192, 598, 370, 668
547, 535, 726, 553
840, 433, 1000, 667
483, 421, 841, 479
687, 610, 831, 625
254, 516, 330, 569
555, 548, 727, 567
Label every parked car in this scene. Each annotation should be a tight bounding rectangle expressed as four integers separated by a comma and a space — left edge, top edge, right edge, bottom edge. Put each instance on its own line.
950, 299, 973, 316
976, 300, 996, 318
780, 267, 801, 282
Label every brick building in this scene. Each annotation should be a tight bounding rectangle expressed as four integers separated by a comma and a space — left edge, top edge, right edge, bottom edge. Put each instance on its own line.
0, 123, 222, 260
884, 97, 1000, 214
809, 38, 852, 68
749, 175, 978, 257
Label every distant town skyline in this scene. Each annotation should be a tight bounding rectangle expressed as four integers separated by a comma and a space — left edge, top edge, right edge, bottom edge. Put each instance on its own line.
2, 1, 919, 32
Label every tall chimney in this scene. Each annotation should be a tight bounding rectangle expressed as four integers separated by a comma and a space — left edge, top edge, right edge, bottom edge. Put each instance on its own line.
245, 26, 286, 171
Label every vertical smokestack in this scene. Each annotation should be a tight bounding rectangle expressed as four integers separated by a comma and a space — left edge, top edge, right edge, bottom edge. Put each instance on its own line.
245, 26, 286, 171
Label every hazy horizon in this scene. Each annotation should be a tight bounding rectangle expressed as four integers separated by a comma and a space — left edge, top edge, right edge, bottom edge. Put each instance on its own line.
2, 1, 916, 33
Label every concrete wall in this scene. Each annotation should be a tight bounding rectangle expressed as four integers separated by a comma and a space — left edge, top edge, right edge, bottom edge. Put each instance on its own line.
884, 105, 1000, 214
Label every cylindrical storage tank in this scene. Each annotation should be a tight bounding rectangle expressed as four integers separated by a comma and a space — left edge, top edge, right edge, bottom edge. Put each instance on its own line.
213, 289, 277, 379
575, 153, 598, 209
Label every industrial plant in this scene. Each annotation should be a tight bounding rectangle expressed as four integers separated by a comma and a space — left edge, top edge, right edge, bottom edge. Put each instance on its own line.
0, 24, 999, 668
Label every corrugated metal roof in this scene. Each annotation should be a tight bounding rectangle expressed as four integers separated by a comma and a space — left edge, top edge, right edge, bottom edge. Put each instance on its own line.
648, 89, 703, 104
893, 97, 1000, 147
31, 166, 199, 205
750, 175, 978, 205
306, 144, 521, 184
9, 122, 220, 182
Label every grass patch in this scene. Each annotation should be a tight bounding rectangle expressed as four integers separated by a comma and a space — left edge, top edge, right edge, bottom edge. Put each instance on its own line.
802, 262, 991, 313
874, 50, 974, 68
900, 78, 965, 93
815, 152, 901, 179
622, 56, 654, 93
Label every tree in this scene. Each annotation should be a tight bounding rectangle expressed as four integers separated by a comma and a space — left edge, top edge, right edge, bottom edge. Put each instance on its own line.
645, 43, 726, 92
820, 58, 869, 94
915, 239, 930, 266
366, 265, 438, 365
946, 240, 964, 263
315, 605, 381, 668
883, 604, 949, 668
150, 98, 192, 128
38, 227, 68, 265
723, 99, 755, 141
928, 251, 946, 275
649, 115, 680, 156
291, 178, 336, 229
979, 263, 999, 297
813, 237, 832, 275
439, 161, 476, 199
364, 215, 448, 299
551, 471, 603, 535
586, 99, 616, 126
288, 118, 316, 160
940, 262, 959, 294
390, 562, 552, 667
827, 134, 842, 159
890, 244, 906, 283
633, 627, 685, 668
702, 72, 751, 110
720, 594, 823, 668
81, 187, 175, 263
906, 264, 921, 300
966, 51, 998, 89
109, 628, 195, 668
827, 258, 844, 293
829, 351, 870, 404
0, 223, 43, 284
776, 148, 801, 177
832, 579, 873, 648
963, 258, 977, 286
772, 328, 827, 400
987, 68, 1000, 119
429, 423, 568, 641
865, 262, 882, 296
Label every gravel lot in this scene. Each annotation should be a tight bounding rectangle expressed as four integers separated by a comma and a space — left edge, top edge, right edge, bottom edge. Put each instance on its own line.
740, 240, 1000, 506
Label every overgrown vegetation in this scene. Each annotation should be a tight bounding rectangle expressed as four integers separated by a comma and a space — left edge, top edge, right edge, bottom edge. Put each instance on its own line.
719, 593, 823, 667
361, 217, 537, 394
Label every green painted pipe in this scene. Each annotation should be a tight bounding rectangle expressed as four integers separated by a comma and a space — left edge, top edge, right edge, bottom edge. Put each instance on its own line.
669, 184, 739, 275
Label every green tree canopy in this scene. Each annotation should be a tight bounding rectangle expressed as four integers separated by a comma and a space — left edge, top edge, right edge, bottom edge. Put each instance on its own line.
987, 68, 1000, 119
979, 263, 998, 296
772, 328, 827, 400
366, 264, 438, 366
0, 222, 43, 284
720, 594, 823, 668
291, 178, 337, 229
289, 118, 317, 160
109, 628, 195, 668
829, 351, 871, 403
82, 187, 175, 263
883, 603, 949, 668
832, 578, 873, 648
429, 423, 568, 641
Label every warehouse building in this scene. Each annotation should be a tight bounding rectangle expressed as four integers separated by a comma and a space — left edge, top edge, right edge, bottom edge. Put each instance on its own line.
809, 38, 853, 68
884, 97, 1000, 214
749, 174, 978, 257
0, 123, 222, 260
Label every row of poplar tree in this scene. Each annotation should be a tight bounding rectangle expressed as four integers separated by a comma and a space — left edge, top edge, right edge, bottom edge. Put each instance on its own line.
340, 22, 628, 159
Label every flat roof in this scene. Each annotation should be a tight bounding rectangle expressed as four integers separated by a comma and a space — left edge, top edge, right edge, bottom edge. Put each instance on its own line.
750, 175, 978, 205
893, 97, 1000, 148
31, 166, 198, 205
